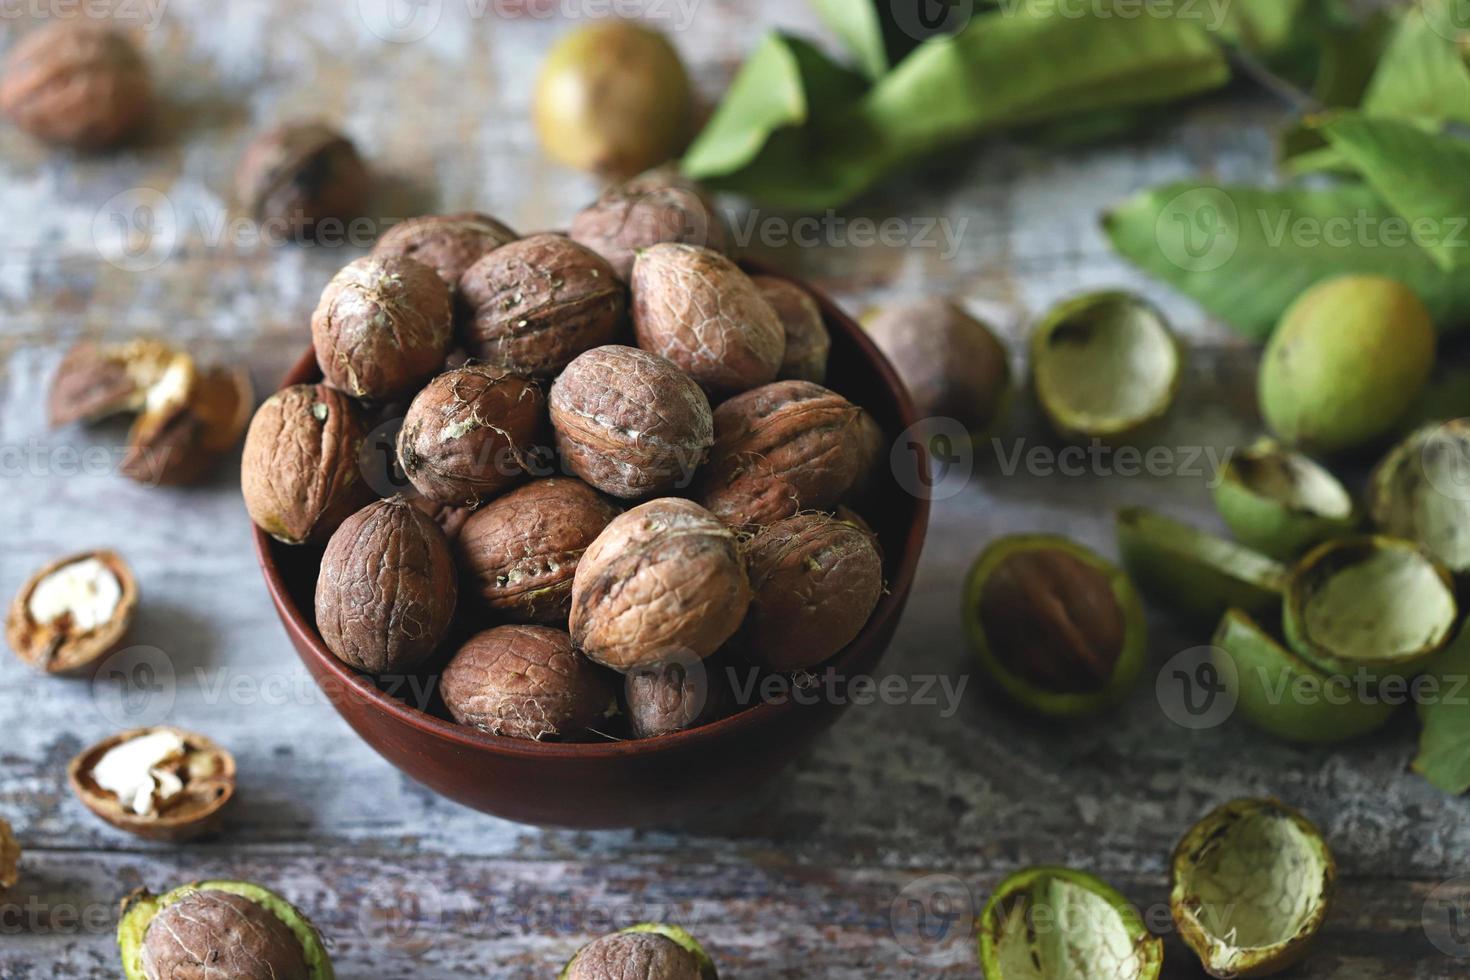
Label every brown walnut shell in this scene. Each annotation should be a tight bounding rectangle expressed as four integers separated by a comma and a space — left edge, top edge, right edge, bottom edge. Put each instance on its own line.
568, 166, 727, 281
234, 120, 370, 239
372, 212, 519, 293
6, 549, 137, 675
0, 818, 17, 893
408, 493, 474, 542
0, 22, 150, 149
457, 478, 620, 625
733, 514, 884, 671
565, 931, 705, 980
439, 625, 615, 741
697, 381, 869, 528
312, 254, 453, 401
632, 243, 785, 397
458, 233, 627, 378
550, 345, 714, 499
315, 497, 458, 675
49, 339, 179, 427
141, 889, 311, 980
625, 657, 732, 739
396, 365, 547, 506
241, 383, 376, 545
753, 276, 830, 384
68, 727, 236, 843
571, 498, 751, 672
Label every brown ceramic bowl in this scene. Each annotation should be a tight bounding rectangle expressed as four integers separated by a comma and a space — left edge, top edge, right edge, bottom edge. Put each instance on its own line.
254, 262, 929, 828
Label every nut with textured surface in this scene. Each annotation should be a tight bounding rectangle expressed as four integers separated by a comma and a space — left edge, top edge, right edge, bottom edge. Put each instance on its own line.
234, 121, 370, 240
7, 549, 137, 675
562, 925, 718, 980
754, 276, 830, 384
569, 166, 727, 280
626, 657, 731, 739
0, 22, 149, 149
372, 212, 518, 292
69, 727, 235, 842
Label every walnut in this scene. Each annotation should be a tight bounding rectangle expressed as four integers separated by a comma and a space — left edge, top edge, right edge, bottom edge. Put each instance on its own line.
315, 497, 458, 675
564, 930, 707, 980
457, 478, 620, 625
458, 233, 627, 378
141, 890, 310, 980
569, 166, 727, 280
733, 514, 883, 671
549, 345, 713, 499
439, 625, 615, 741
697, 381, 870, 528
311, 255, 453, 400
570, 498, 751, 672
625, 657, 731, 739
68, 727, 235, 842
234, 120, 370, 240
632, 243, 784, 397
753, 276, 830, 383
7, 549, 136, 675
372, 212, 518, 293
0, 22, 149, 150
408, 493, 473, 542
396, 365, 547, 506
241, 384, 376, 545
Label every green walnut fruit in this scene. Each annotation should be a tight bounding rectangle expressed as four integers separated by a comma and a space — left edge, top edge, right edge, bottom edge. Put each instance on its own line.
979, 866, 1163, 980
1213, 439, 1357, 559
119, 881, 333, 980
1031, 291, 1182, 442
561, 924, 718, 980
963, 534, 1149, 718
1368, 419, 1470, 578
1117, 508, 1288, 624
1283, 535, 1457, 681
1171, 798, 1335, 978
534, 22, 691, 176
1213, 609, 1399, 744
1260, 275, 1436, 455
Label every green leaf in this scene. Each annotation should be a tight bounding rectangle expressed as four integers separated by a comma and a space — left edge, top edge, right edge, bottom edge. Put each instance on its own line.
809, 0, 891, 79
1104, 182, 1470, 340
1414, 626, 1470, 795
1360, 1, 1470, 124
1323, 116, 1470, 270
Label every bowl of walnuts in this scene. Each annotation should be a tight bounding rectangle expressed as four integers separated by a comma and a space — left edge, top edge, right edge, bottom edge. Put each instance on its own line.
248, 176, 928, 828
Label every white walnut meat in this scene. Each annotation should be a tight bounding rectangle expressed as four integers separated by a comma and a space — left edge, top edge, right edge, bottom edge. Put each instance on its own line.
457, 478, 620, 625
396, 364, 547, 506
569, 166, 728, 281
439, 625, 615, 741
0, 22, 150, 150
234, 120, 370, 239
570, 498, 751, 672
697, 381, 870, 528
49, 339, 181, 428
6, 549, 137, 675
632, 243, 785, 398
314, 497, 458, 675
140, 889, 310, 980
372, 212, 518, 293
458, 233, 627, 378
550, 345, 714, 499
68, 727, 235, 843
241, 383, 376, 545
0, 818, 19, 893
753, 276, 830, 383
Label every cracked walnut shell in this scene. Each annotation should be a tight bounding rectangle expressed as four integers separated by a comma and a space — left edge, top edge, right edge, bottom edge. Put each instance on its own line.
7, 549, 137, 675
69, 727, 236, 843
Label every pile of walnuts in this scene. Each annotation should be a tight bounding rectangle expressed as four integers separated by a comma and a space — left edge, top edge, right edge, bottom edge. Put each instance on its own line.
240, 169, 887, 742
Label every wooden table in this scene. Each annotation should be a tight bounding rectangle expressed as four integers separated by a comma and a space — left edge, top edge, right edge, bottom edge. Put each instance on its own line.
2, 2, 1466, 976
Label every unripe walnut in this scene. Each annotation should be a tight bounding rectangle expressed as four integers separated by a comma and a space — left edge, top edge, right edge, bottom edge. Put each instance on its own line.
312, 255, 453, 401
569, 166, 727, 280
315, 497, 457, 675
372, 212, 518, 293
439, 625, 614, 741
550, 345, 713, 499
0, 22, 150, 150
754, 276, 830, 384
734, 514, 883, 671
141, 890, 308, 980
241, 384, 375, 545
457, 478, 620, 625
632, 243, 785, 397
564, 931, 705, 980
571, 498, 751, 672
698, 381, 869, 528
396, 365, 546, 506
458, 233, 626, 378
234, 120, 370, 240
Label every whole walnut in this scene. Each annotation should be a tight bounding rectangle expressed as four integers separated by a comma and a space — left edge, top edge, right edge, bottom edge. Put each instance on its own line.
234, 121, 370, 240
458, 233, 626, 378
571, 498, 751, 672
698, 381, 870, 528
372, 212, 518, 293
457, 478, 620, 625
569, 166, 727, 281
0, 22, 149, 150
564, 930, 706, 980
241, 384, 375, 545
625, 657, 731, 739
141, 890, 308, 980
733, 514, 883, 671
753, 276, 830, 383
312, 255, 453, 401
550, 345, 713, 499
439, 625, 615, 741
315, 497, 457, 674
632, 243, 785, 398
397, 364, 546, 506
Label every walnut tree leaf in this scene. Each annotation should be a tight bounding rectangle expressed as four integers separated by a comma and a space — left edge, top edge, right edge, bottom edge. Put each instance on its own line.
1414, 627, 1470, 795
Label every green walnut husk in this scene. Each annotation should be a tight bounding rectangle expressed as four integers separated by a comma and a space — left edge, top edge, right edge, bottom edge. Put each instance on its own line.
1368, 420, 1470, 578
561, 924, 718, 980
1117, 508, 1289, 624
963, 534, 1149, 718
1030, 291, 1182, 443
1213, 609, 1399, 744
118, 880, 334, 980
978, 866, 1163, 980
1171, 798, 1335, 978
1283, 536, 1458, 681
1214, 439, 1358, 559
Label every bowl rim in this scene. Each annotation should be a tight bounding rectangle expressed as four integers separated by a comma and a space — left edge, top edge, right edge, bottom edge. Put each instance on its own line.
253, 260, 930, 760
